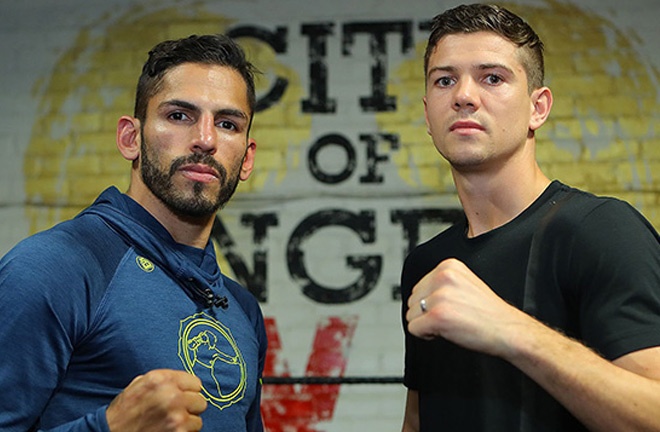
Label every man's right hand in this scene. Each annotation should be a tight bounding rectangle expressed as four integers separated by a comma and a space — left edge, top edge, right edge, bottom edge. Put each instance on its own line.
106, 369, 208, 432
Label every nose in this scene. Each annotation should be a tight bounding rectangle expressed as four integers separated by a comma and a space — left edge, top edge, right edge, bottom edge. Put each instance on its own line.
453, 77, 479, 112
191, 114, 217, 154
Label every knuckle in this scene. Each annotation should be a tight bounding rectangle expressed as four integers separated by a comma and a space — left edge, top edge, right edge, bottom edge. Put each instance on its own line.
164, 411, 187, 431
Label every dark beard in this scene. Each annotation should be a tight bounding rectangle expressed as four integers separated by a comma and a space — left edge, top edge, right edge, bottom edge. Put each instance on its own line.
140, 139, 242, 218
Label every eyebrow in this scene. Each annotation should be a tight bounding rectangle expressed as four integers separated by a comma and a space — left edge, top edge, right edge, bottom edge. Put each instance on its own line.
160, 99, 249, 121
428, 62, 514, 75
477, 63, 514, 74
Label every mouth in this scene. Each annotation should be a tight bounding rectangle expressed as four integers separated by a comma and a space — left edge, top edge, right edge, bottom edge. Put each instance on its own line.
449, 120, 485, 134
179, 163, 220, 183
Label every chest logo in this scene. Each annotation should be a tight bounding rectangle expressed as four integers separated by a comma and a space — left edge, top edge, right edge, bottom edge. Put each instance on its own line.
178, 312, 247, 410
135, 256, 154, 272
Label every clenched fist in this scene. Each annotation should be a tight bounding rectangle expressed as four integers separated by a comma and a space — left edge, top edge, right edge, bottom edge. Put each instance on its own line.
407, 258, 527, 358
106, 369, 208, 432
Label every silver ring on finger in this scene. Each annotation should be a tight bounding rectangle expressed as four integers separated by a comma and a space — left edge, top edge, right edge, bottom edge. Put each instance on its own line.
420, 297, 428, 313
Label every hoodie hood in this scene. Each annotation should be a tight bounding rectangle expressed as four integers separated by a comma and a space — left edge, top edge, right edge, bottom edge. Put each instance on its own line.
78, 186, 228, 308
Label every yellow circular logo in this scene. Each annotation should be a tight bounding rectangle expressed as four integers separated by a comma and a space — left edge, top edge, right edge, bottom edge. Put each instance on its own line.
178, 312, 247, 410
135, 256, 155, 273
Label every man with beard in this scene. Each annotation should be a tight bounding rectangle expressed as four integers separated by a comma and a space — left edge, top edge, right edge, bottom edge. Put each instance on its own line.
0, 34, 266, 432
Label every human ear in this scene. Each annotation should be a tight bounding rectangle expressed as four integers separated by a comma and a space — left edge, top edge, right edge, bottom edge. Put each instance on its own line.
423, 96, 432, 136
529, 87, 553, 131
116, 116, 141, 161
239, 138, 257, 181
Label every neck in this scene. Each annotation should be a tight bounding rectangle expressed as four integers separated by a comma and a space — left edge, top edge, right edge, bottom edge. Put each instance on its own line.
453, 162, 550, 238
153, 207, 215, 249
127, 186, 214, 250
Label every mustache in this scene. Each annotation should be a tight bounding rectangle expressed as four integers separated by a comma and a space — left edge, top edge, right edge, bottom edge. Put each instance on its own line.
169, 153, 227, 181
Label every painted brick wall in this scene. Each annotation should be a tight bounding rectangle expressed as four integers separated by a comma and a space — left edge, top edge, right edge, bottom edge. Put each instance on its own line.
1, 0, 658, 430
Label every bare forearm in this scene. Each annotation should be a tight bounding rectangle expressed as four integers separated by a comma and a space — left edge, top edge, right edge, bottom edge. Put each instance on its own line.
505, 316, 660, 432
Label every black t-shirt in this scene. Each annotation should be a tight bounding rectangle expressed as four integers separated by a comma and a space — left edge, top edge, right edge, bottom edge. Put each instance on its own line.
401, 181, 660, 431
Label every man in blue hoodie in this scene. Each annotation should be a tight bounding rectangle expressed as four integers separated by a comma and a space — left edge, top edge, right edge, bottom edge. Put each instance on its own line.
0, 34, 266, 432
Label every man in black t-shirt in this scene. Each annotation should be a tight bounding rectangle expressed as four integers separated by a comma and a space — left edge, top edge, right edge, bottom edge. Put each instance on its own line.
400, 4, 660, 432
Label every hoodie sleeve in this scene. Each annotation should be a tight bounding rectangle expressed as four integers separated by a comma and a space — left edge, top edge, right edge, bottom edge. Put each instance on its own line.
247, 304, 267, 432
222, 276, 268, 432
0, 229, 108, 431
34, 407, 110, 432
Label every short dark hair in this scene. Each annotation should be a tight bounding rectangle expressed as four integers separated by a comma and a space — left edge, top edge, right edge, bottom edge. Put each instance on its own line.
425, 3, 545, 91
134, 34, 259, 124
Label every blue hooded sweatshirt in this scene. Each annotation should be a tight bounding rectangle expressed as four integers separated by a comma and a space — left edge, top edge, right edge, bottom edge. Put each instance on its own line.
0, 187, 267, 431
